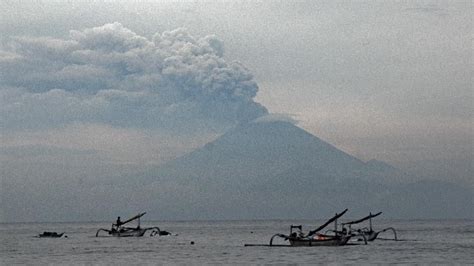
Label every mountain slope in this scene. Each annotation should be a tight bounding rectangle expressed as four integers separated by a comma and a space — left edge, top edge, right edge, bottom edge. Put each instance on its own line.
149, 121, 368, 184
115, 121, 472, 219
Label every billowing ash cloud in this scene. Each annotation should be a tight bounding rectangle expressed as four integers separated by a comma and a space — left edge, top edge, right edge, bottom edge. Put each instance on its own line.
0, 22, 267, 131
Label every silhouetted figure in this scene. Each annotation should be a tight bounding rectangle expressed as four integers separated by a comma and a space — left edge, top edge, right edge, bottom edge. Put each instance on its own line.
112, 216, 123, 232
116, 216, 122, 227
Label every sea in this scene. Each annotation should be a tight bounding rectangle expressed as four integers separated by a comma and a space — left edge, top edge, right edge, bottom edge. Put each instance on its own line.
1, 219, 473, 264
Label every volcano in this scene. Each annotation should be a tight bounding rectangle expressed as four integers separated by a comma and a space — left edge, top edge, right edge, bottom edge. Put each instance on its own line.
127, 121, 473, 220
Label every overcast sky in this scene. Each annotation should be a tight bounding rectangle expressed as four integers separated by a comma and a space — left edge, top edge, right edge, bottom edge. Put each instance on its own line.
1, 0, 472, 196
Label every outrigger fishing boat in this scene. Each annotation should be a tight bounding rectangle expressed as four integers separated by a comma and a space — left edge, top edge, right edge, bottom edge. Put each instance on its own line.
246, 209, 355, 247
95, 212, 167, 237
339, 212, 397, 241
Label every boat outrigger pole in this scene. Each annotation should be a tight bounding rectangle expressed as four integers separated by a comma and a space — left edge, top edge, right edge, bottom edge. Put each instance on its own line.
117, 212, 146, 227
343, 212, 382, 227
307, 209, 348, 237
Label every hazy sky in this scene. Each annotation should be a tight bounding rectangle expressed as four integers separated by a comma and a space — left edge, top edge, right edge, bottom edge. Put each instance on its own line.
1, 0, 472, 197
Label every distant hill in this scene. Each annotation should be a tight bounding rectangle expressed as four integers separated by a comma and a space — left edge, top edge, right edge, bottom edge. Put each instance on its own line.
117, 121, 473, 220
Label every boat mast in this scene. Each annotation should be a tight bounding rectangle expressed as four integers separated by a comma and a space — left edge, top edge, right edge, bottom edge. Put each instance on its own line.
369, 212, 372, 231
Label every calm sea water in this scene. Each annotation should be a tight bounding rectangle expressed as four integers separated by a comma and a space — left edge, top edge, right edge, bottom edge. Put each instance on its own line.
1, 219, 473, 264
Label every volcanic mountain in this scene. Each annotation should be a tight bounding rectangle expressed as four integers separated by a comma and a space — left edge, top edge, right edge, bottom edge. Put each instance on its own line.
124, 121, 473, 220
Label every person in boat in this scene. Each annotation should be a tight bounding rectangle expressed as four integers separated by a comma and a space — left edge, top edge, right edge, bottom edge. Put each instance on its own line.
289, 227, 305, 239
112, 216, 123, 232
116, 216, 122, 227
341, 227, 347, 236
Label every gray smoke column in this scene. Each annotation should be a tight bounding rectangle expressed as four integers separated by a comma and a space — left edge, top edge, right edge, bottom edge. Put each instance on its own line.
0, 22, 267, 131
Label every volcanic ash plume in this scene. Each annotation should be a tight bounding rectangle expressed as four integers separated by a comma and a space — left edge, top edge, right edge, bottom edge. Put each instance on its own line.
0, 22, 267, 131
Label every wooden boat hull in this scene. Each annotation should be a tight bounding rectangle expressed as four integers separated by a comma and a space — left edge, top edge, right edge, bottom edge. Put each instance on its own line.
363, 231, 378, 241
289, 236, 350, 246
355, 228, 397, 241
38, 232, 64, 238
110, 229, 147, 237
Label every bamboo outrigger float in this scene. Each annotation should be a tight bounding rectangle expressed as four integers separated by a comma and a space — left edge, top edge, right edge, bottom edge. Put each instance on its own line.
340, 212, 397, 241
95, 212, 169, 237
246, 209, 357, 247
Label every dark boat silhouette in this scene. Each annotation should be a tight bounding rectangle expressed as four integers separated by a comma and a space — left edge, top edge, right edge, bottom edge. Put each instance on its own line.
95, 212, 169, 237
38, 232, 65, 238
339, 212, 397, 241
246, 209, 356, 247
